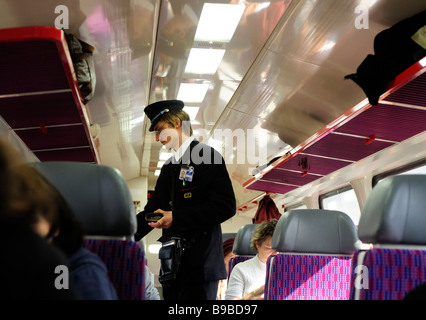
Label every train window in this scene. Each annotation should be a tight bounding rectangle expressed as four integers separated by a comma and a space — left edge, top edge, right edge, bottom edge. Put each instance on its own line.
320, 186, 361, 226
284, 202, 307, 212
373, 161, 426, 186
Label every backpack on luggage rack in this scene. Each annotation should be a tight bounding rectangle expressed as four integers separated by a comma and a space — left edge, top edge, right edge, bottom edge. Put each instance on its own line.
345, 11, 426, 106
65, 33, 96, 104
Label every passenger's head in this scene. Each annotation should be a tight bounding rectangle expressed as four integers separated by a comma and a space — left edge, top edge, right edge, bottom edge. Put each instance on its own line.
19, 165, 61, 237
0, 138, 79, 299
0, 138, 56, 228
0, 140, 85, 257
251, 219, 278, 263
25, 166, 85, 257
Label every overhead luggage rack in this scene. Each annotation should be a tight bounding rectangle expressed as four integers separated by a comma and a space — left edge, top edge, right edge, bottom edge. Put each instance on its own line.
244, 57, 426, 195
0, 26, 99, 163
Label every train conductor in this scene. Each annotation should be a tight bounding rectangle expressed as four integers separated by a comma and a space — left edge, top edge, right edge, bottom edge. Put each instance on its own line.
135, 99, 236, 300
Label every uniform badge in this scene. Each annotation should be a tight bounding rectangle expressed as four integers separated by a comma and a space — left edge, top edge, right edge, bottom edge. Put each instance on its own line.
179, 165, 194, 185
184, 166, 194, 182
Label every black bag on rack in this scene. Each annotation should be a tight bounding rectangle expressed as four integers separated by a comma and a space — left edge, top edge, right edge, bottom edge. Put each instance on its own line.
345, 10, 426, 105
65, 33, 96, 104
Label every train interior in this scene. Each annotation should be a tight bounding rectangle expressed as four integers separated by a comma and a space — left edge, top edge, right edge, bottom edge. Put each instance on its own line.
0, 0, 426, 299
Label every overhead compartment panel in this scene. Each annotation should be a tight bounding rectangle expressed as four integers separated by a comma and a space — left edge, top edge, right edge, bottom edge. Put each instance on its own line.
0, 26, 98, 163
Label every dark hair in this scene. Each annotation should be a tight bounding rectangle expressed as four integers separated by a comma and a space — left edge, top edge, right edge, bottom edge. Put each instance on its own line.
50, 190, 84, 257
9, 162, 85, 257
223, 238, 235, 257
4, 161, 57, 228
27, 167, 85, 257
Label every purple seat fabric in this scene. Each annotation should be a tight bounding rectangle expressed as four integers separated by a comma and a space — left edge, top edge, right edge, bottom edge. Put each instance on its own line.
84, 239, 145, 300
350, 248, 426, 300
264, 209, 359, 300
350, 175, 426, 300
265, 254, 353, 300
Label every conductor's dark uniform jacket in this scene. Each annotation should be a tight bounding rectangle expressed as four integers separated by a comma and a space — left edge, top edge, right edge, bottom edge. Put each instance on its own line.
135, 138, 236, 282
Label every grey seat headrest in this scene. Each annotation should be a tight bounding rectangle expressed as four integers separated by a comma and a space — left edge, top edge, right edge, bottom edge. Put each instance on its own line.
271, 209, 359, 254
358, 175, 426, 245
233, 224, 257, 255
32, 161, 136, 237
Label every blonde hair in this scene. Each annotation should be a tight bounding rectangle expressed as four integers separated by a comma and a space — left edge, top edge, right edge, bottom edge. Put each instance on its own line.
158, 109, 193, 136
250, 219, 278, 253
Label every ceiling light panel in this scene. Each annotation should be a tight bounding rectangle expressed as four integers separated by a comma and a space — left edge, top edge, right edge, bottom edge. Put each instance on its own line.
177, 83, 210, 103
185, 48, 225, 75
194, 3, 245, 42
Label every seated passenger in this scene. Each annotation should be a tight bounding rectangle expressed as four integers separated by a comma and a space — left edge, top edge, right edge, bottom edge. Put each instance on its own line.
225, 219, 277, 300
0, 138, 77, 299
26, 165, 118, 300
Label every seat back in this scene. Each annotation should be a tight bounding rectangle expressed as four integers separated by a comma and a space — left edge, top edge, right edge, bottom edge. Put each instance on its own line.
32, 161, 145, 300
83, 239, 145, 300
350, 175, 426, 300
265, 209, 359, 300
227, 224, 257, 279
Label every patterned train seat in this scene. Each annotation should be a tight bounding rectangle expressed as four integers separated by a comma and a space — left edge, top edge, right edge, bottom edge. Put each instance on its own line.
265, 209, 360, 300
350, 175, 426, 300
83, 239, 145, 300
266, 254, 353, 300
350, 248, 426, 300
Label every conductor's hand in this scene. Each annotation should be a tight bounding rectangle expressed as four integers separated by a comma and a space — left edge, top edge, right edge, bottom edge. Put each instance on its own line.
148, 209, 172, 229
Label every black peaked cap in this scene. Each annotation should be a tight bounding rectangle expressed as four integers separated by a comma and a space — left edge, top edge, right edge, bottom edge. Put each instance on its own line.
144, 100, 184, 131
